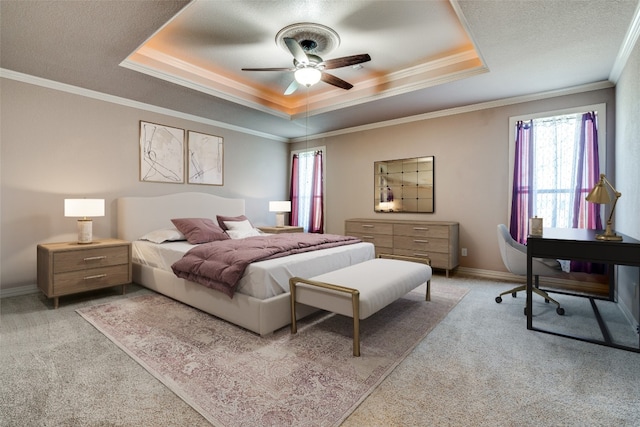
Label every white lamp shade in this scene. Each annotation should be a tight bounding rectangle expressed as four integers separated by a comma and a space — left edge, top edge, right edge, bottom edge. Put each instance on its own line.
269, 201, 291, 213
294, 68, 321, 87
64, 199, 105, 218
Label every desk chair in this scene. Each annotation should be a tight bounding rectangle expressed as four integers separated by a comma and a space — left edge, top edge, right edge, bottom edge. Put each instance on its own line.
495, 224, 565, 315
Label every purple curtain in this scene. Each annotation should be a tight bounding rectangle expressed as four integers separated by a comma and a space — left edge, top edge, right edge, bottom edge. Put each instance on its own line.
289, 154, 300, 226
510, 120, 533, 244
572, 112, 603, 229
309, 151, 324, 233
570, 112, 604, 273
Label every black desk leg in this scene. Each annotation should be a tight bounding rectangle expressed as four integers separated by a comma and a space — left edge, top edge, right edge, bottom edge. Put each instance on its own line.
526, 246, 533, 329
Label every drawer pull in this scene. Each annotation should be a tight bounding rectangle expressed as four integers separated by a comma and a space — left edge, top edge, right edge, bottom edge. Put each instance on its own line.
361, 225, 374, 228
414, 239, 429, 243
362, 235, 375, 239
83, 256, 107, 262
413, 227, 429, 231
84, 274, 107, 280
413, 253, 429, 257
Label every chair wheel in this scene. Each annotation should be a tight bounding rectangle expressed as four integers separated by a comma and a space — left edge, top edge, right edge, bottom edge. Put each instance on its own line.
556, 307, 565, 315
495, 296, 502, 303
511, 292, 517, 298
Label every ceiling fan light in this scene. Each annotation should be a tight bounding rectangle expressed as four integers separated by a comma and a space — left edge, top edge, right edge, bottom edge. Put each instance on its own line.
294, 68, 321, 87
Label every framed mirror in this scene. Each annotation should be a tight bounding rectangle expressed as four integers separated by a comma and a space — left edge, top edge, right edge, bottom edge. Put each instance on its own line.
374, 156, 434, 213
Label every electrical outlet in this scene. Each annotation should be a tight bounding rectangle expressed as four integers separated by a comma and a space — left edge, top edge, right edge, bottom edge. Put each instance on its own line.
461, 248, 468, 256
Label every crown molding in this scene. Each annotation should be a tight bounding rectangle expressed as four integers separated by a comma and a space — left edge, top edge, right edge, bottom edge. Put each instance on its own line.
609, 1, 640, 83
0, 68, 289, 142
293, 80, 614, 143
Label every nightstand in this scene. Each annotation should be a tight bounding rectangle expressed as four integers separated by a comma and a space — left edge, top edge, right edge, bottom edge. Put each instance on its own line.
257, 226, 304, 234
37, 238, 132, 308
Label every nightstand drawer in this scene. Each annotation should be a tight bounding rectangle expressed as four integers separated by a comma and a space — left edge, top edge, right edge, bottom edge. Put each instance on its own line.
54, 264, 131, 294
53, 246, 129, 273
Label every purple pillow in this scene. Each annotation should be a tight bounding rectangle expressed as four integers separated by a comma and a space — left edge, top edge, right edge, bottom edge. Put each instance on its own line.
216, 214, 251, 231
171, 218, 230, 244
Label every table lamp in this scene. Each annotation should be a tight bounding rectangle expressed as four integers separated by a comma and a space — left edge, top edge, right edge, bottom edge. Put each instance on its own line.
269, 201, 291, 227
585, 173, 622, 241
64, 198, 105, 244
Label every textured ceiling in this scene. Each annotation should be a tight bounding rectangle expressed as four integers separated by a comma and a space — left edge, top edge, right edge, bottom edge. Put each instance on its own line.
1, 0, 639, 140
122, 0, 481, 118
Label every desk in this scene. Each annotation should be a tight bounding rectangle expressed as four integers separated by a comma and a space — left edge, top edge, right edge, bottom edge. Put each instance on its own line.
526, 228, 640, 352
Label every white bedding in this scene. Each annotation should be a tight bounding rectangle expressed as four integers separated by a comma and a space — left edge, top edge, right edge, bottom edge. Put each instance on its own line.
133, 240, 375, 300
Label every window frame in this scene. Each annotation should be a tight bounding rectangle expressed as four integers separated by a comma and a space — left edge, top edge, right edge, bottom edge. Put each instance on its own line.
507, 103, 607, 226
289, 145, 327, 229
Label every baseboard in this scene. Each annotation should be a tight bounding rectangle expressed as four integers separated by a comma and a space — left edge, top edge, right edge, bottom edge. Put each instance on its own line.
454, 267, 609, 296
0, 284, 39, 298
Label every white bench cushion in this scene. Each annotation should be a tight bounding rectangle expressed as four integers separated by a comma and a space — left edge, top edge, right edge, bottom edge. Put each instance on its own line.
295, 258, 431, 319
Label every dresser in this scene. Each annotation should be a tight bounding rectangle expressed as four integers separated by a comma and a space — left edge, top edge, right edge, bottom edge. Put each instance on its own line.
345, 218, 459, 277
37, 238, 132, 308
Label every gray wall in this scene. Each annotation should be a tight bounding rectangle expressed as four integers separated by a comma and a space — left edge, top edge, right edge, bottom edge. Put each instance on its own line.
294, 88, 617, 274
615, 32, 640, 321
1, 78, 289, 291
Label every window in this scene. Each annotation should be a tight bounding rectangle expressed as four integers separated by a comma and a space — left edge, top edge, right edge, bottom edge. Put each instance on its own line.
508, 104, 606, 244
290, 147, 325, 233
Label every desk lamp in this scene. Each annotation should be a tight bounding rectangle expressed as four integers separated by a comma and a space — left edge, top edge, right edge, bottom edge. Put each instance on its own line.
585, 174, 622, 241
64, 198, 105, 244
269, 201, 291, 227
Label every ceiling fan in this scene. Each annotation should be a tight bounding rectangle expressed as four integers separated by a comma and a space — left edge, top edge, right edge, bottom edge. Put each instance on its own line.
242, 24, 371, 95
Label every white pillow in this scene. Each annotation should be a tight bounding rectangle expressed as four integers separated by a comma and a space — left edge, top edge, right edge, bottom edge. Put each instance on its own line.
139, 228, 186, 244
226, 228, 262, 239
224, 219, 254, 231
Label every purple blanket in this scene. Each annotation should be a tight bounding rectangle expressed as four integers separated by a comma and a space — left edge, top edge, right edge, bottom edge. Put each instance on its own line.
171, 233, 361, 298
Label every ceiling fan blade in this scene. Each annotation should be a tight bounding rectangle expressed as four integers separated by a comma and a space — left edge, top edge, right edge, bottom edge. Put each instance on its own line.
322, 54, 371, 69
241, 67, 293, 71
284, 80, 299, 95
321, 72, 353, 90
283, 37, 309, 65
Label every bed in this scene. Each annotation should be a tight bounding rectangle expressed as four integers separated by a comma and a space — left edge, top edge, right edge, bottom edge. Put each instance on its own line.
116, 192, 375, 335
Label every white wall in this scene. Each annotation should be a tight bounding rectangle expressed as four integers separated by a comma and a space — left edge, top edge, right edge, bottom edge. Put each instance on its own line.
0, 78, 289, 291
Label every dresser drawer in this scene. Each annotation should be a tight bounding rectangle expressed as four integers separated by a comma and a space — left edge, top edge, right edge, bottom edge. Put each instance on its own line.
394, 224, 449, 238
393, 248, 449, 269
53, 264, 131, 295
53, 246, 129, 273
345, 221, 393, 236
349, 232, 393, 250
393, 235, 449, 253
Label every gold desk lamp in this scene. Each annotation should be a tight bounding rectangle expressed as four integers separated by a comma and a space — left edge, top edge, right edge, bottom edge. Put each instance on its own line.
585, 173, 623, 241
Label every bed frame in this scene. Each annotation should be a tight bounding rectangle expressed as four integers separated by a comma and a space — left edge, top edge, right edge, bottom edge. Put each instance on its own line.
117, 192, 324, 335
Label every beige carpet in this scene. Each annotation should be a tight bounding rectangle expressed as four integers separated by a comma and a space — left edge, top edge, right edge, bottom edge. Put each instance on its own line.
76, 282, 467, 427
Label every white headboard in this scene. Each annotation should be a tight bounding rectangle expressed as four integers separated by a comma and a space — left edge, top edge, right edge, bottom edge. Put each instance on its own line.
117, 192, 245, 242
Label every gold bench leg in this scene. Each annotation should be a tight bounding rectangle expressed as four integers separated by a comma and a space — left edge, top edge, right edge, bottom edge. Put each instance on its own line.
378, 254, 431, 302
290, 280, 298, 334
352, 291, 360, 357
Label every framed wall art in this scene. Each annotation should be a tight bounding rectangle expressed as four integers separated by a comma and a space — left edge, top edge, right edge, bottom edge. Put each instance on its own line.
139, 121, 185, 183
187, 131, 224, 186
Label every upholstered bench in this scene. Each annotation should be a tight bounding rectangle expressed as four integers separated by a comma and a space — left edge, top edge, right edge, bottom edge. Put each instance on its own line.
289, 254, 432, 356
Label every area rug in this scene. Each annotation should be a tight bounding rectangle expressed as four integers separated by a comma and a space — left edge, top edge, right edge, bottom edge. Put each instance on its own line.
77, 282, 468, 427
